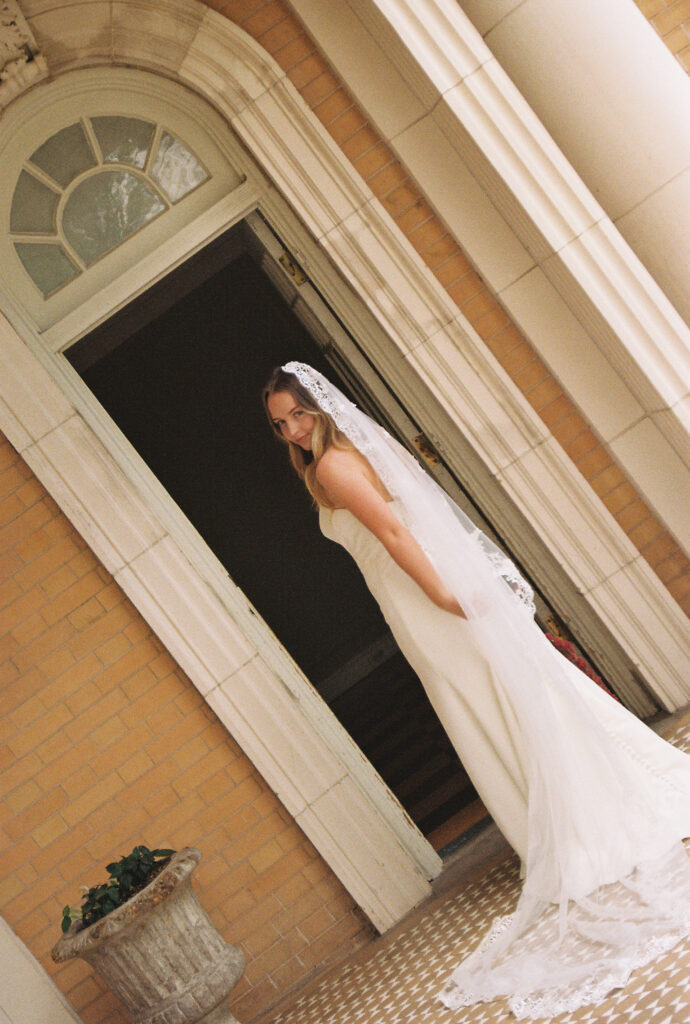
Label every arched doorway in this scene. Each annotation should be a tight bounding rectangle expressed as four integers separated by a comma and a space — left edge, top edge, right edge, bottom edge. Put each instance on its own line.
65, 219, 489, 849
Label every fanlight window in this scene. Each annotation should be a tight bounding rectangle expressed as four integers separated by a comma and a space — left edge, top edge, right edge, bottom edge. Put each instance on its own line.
10, 117, 210, 297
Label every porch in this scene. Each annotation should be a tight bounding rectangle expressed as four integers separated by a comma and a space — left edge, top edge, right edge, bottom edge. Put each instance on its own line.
256, 709, 690, 1024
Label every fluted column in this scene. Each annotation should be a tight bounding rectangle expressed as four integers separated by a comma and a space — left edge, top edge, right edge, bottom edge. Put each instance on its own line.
458, 0, 690, 325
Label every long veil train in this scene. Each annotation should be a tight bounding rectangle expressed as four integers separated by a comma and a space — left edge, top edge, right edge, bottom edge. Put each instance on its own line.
284, 361, 690, 1019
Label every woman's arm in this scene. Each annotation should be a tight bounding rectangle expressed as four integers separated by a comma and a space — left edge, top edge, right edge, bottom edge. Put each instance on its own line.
316, 449, 466, 618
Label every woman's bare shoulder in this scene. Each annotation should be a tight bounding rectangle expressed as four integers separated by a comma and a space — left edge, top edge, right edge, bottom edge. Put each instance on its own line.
315, 446, 361, 481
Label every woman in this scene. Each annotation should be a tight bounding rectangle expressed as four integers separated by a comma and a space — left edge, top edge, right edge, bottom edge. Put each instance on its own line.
263, 361, 690, 1020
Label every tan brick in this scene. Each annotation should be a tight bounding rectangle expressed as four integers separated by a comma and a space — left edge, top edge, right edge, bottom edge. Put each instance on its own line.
667, 575, 690, 609
255, 13, 303, 53
312, 89, 353, 127
32, 812, 70, 848
447, 272, 484, 307
628, 516, 665, 549
2, 668, 46, 714
272, 32, 316, 73
67, 547, 99, 578
89, 715, 129, 754
298, 67, 339, 107
64, 687, 129, 745
16, 536, 80, 591
13, 612, 48, 647
5, 788, 69, 841
423, 235, 464, 269
461, 288, 500, 323
35, 736, 98, 788
12, 619, 75, 674
298, 914, 367, 970
244, 2, 293, 40
143, 783, 178, 817
249, 839, 284, 874
274, 869, 312, 908
94, 632, 131, 667
551, 412, 588, 447
118, 749, 154, 784
0, 492, 24, 526
651, 549, 689, 582
432, 250, 473, 287
595, 474, 634, 507
0, 586, 49, 637
16, 478, 45, 509
9, 703, 72, 759
0, 462, 27, 498
62, 764, 99, 800
662, 23, 690, 52
32, 820, 92, 874
94, 641, 159, 694
340, 124, 381, 162
499, 342, 534, 376
327, 106, 367, 145
90, 720, 152, 778
67, 596, 106, 632
380, 181, 419, 218
62, 771, 122, 828
230, 978, 279, 1024
247, 846, 312, 903
405, 216, 446, 253
299, 905, 335, 941
564, 428, 599, 462
0, 576, 21, 613
68, 603, 134, 661
40, 565, 78, 600
639, 531, 680, 567
577, 446, 613, 481
6, 778, 42, 813
512, 358, 550, 393
637, 0, 666, 17
395, 202, 436, 238
523, 376, 562, 413
198, 776, 263, 833
652, 0, 690, 35
0, 751, 41, 795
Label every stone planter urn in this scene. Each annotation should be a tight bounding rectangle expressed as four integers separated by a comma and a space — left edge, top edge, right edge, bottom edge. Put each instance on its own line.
52, 848, 245, 1024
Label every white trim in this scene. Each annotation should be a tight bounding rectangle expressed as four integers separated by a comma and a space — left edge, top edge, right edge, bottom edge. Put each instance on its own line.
1, 0, 689, 930
0, 916, 82, 1024
291, 0, 690, 541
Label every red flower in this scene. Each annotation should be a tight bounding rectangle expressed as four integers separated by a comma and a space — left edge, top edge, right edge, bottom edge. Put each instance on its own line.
545, 633, 618, 701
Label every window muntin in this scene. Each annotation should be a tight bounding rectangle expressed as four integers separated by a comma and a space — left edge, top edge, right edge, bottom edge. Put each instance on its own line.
10, 116, 210, 297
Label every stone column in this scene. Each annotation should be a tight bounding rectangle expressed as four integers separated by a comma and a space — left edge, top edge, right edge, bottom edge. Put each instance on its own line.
458, 0, 690, 325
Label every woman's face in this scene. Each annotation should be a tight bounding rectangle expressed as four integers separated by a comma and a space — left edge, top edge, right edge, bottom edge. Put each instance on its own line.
267, 390, 316, 450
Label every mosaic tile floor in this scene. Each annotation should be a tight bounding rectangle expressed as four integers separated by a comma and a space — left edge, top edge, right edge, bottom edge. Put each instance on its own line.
267, 715, 690, 1024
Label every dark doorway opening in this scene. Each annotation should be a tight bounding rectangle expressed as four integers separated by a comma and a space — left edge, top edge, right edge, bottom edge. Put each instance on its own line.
66, 223, 486, 847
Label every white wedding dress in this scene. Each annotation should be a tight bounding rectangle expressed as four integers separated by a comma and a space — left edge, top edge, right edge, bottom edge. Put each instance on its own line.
320, 499, 690, 1017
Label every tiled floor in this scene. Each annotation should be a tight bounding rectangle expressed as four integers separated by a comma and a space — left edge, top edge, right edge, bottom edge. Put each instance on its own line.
266, 714, 690, 1024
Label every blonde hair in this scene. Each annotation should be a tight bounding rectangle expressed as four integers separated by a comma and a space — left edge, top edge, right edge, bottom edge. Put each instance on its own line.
262, 367, 354, 508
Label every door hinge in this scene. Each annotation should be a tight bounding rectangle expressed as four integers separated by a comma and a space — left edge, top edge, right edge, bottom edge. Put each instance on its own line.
279, 250, 308, 286
412, 433, 441, 465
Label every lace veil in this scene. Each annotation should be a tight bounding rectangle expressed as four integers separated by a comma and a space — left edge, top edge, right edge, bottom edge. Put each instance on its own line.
283, 361, 690, 1019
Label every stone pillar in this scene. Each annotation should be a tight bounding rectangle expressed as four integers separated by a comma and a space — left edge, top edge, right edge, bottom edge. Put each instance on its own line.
458, 0, 690, 324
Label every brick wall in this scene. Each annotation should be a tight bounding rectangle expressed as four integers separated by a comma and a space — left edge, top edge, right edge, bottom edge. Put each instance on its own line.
205, 0, 690, 613
634, 0, 690, 71
0, 434, 371, 1023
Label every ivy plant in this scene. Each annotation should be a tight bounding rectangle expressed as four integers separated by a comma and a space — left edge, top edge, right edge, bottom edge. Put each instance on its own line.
61, 845, 175, 934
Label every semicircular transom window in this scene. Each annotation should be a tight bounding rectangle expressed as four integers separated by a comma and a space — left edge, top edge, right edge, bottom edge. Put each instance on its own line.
10, 117, 210, 297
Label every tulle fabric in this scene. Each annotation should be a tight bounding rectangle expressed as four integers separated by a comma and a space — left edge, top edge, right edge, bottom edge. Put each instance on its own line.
283, 362, 690, 1018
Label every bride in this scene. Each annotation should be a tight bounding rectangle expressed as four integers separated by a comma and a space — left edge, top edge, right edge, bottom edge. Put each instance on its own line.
263, 361, 690, 1020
